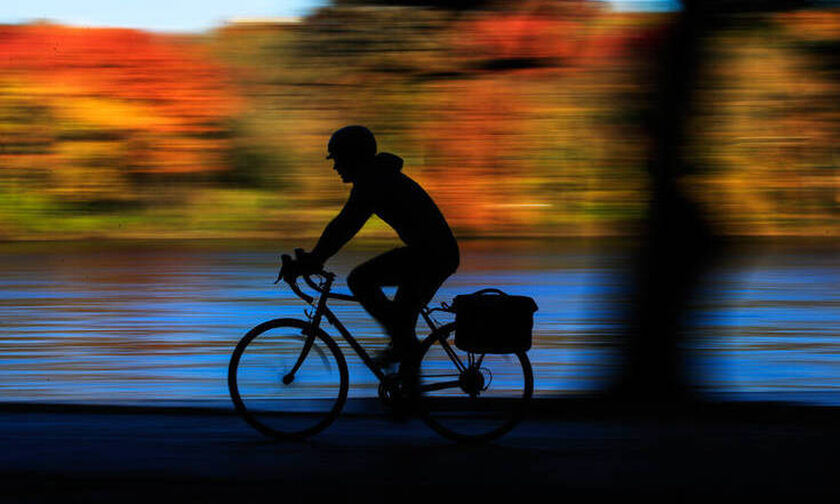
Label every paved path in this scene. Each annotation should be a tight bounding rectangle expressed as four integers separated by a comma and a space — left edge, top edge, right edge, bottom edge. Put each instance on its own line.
1, 405, 838, 501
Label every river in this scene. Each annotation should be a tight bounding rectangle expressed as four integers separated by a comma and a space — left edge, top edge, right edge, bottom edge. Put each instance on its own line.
0, 239, 837, 405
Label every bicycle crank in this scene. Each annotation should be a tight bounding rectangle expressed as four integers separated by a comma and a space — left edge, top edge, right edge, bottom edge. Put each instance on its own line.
378, 373, 403, 406
459, 367, 490, 395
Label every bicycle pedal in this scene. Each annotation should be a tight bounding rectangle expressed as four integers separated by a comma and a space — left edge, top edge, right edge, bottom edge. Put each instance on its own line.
377, 373, 401, 406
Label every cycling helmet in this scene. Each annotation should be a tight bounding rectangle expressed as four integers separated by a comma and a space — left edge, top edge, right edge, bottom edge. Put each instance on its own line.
327, 125, 377, 160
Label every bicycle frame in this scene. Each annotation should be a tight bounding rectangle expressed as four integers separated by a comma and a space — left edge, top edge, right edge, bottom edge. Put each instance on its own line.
286, 272, 467, 384
231, 262, 533, 443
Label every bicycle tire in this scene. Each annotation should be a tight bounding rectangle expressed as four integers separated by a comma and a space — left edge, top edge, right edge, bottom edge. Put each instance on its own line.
228, 318, 349, 440
417, 322, 533, 443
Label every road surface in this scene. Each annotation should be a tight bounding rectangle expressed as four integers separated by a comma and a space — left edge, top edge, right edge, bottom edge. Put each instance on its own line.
1, 402, 837, 501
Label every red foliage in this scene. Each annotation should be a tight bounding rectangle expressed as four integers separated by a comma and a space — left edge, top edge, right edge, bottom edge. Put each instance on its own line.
456, 14, 584, 63
453, 11, 670, 72
0, 25, 239, 130
0, 24, 240, 173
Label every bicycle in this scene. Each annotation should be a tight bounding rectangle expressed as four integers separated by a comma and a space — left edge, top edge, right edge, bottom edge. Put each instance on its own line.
228, 258, 533, 443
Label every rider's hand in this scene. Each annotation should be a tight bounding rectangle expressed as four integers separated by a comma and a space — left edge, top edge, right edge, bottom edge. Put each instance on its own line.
294, 248, 323, 276
279, 253, 299, 284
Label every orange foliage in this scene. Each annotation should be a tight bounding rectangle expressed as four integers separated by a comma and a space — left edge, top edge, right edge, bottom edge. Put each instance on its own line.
0, 24, 240, 173
418, 80, 532, 233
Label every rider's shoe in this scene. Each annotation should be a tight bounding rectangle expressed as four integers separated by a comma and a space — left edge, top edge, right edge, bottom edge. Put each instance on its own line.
388, 366, 419, 423
374, 337, 421, 422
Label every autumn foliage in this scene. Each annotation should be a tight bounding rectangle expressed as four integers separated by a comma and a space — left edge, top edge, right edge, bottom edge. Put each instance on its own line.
0, 5, 836, 240
0, 24, 239, 177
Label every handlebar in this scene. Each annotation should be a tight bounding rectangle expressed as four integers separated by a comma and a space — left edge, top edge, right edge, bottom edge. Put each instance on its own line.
289, 276, 316, 304
275, 252, 354, 304
274, 253, 313, 304
302, 274, 326, 293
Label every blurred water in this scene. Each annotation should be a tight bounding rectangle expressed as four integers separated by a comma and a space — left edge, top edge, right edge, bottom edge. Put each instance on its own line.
0, 240, 836, 405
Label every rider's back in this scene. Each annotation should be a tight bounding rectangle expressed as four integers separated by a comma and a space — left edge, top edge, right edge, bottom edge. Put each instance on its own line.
351, 152, 459, 265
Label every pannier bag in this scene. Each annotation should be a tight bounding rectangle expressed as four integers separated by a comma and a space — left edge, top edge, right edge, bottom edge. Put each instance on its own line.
452, 288, 538, 354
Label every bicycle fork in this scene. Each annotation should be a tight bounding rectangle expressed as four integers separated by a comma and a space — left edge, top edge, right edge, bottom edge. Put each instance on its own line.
283, 274, 334, 385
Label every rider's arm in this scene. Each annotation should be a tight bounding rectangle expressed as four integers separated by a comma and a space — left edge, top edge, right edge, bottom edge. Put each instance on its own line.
310, 187, 372, 264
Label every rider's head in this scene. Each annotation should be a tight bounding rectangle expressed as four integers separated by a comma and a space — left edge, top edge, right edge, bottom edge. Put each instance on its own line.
327, 125, 377, 183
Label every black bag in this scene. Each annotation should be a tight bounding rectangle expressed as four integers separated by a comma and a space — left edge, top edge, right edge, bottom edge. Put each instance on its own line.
452, 288, 538, 354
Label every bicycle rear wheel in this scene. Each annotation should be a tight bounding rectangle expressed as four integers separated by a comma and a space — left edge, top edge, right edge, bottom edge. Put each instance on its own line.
417, 323, 533, 443
228, 318, 348, 440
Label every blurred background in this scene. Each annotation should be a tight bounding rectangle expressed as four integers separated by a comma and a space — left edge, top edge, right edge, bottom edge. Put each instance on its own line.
1, 0, 835, 240
0, 0, 837, 405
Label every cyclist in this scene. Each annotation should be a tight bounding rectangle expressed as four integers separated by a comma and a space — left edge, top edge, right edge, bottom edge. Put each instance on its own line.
290, 125, 460, 369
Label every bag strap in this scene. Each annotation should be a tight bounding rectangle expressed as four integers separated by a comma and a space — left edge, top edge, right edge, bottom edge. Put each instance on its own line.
470, 288, 507, 296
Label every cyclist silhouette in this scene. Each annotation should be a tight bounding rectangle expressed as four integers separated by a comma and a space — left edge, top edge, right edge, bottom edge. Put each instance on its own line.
292, 125, 460, 368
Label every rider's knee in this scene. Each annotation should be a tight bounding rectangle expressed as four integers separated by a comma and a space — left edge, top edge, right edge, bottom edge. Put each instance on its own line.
346, 267, 368, 295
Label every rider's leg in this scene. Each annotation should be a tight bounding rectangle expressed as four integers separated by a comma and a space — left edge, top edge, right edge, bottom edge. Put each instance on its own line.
349, 248, 457, 364
389, 265, 455, 417
346, 248, 409, 335
390, 256, 457, 356
389, 278, 438, 351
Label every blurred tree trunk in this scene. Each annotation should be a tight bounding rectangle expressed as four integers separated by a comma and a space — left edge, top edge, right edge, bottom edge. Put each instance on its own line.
612, 0, 810, 402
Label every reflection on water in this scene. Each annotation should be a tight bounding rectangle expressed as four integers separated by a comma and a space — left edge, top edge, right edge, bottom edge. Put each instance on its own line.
0, 240, 837, 405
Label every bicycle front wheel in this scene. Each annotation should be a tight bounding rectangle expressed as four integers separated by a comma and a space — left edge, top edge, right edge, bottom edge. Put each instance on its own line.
228, 318, 348, 440
418, 323, 533, 443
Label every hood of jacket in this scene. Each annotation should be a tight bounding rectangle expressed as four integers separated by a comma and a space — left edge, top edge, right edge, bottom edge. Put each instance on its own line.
374, 152, 403, 173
